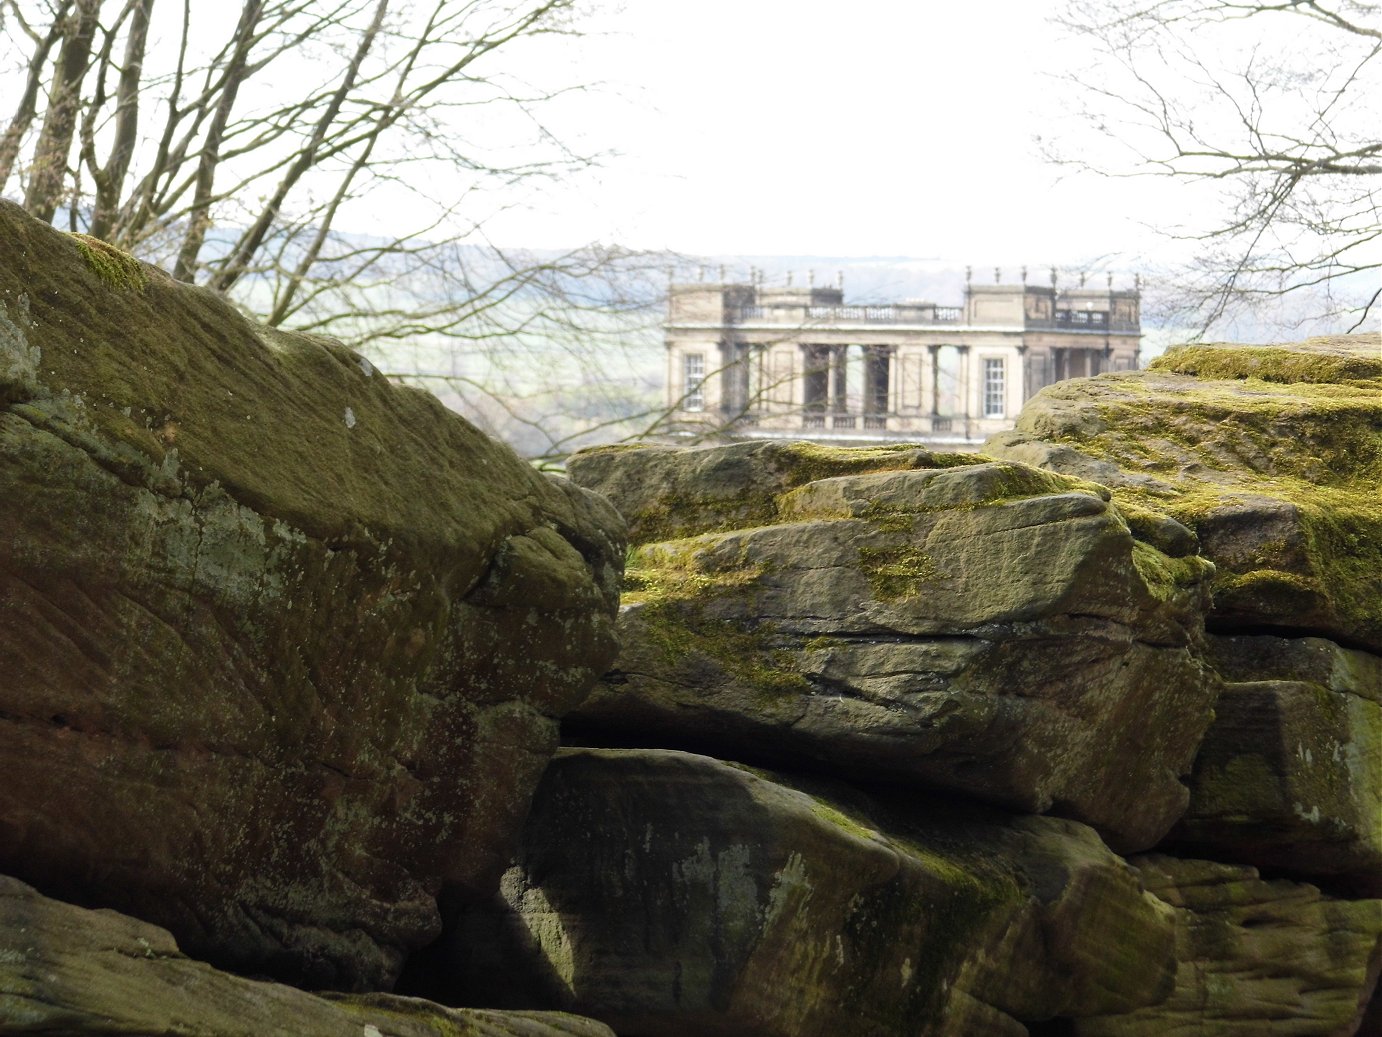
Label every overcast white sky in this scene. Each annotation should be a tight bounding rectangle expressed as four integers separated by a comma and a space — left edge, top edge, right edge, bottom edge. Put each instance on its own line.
490, 0, 1192, 269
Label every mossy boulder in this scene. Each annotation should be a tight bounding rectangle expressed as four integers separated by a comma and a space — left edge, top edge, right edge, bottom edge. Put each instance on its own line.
568, 443, 1218, 851
566, 439, 986, 543
0, 875, 615, 1037
0, 200, 623, 989
985, 334, 1382, 653
427, 748, 1176, 1037
1072, 856, 1382, 1037
1168, 634, 1382, 894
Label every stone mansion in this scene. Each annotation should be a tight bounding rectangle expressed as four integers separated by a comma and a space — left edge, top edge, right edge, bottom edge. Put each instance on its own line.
663, 269, 1142, 444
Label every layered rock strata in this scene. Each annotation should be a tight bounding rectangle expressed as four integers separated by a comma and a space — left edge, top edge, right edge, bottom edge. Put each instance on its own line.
1072, 856, 1382, 1037
443, 748, 1179, 1037
568, 443, 1217, 851
0, 875, 615, 1037
525, 340, 1382, 1035
984, 335, 1382, 897
1172, 634, 1382, 893
0, 200, 623, 989
986, 335, 1382, 653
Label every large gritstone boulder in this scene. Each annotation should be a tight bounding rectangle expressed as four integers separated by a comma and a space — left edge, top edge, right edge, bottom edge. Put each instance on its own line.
567, 442, 1217, 851
1170, 634, 1382, 894
0, 201, 623, 989
0, 875, 615, 1037
438, 748, 1178, 1037
1071, 856, 1382, 1037
985, 335, 1382, 654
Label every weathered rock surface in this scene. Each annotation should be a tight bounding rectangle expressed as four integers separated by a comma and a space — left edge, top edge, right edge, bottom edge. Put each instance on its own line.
568, 444, 1217, 850
1072, 856, 1382, 1036
565, 439, 988, 543
0, 201, 623, 988
437, 748, 1178, 1037
985, 335, 1382, 653
1170, 634, 1382, 894
0, 874, 614, 1036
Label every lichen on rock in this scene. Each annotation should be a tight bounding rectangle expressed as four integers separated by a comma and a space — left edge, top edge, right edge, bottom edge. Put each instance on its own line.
0, 293, 39, 403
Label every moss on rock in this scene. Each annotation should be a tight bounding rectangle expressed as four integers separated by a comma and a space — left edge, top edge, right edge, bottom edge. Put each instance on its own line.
1150, 339, 1382, 385
569, 439, 991, 545
69, 233, 148, 292
0, 198, 625, 991
986, 334, 1382, 650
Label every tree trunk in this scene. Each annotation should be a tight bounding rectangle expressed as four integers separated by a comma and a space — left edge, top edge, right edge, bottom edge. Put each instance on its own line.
88, 0, 156, 240
22, 0, 103, 223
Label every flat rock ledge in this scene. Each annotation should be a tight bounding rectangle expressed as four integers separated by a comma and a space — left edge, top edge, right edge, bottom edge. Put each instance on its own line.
0, 875, 614, 1037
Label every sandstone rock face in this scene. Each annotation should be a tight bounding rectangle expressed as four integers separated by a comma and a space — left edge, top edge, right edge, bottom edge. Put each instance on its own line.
0, 201, 623, 989
1072, 856, 1382, 1037
985, 335, 1382, 653
568, 445, 1217, 851
0, 875, 614, 1037
1170, 634, 1382, 894
443, 748, 1177, 1037
565, 440, 988, 543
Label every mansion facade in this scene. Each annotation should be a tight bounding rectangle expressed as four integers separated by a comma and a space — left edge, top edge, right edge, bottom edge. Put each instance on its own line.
663, 271, 1141, 444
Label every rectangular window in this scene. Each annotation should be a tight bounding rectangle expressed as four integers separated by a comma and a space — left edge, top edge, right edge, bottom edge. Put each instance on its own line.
684, 353, 705, 411
983, 357, 1005, 418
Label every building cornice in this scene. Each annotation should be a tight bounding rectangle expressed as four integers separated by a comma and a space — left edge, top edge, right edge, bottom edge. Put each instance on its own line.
666, 322, 1141, 339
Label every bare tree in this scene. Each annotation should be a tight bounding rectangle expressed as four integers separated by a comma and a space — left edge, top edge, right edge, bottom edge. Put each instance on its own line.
1, 0, 675, 460
1051, 0, 1382, 334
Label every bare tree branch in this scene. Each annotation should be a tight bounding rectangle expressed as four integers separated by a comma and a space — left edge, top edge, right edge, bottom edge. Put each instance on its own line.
1054, 0, 1382, 334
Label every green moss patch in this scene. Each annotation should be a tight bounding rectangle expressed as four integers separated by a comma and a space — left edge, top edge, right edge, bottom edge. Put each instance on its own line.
999, 343, 1382, 645
859, 544, 940, 602
69, 233, 148, 292
1151, 342, 1382, 385
1130, 541, 1215, 603
585, 441, 992, 546
623, 533, 808, 699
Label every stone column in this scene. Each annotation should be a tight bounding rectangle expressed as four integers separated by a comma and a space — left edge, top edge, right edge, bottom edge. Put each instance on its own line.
885, 347, 898, 415
748, 344, 765, 414
956, 344, 972, 435
927, 344, 941, 416
831, 346, 848, 414
717, 339, 735, 415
